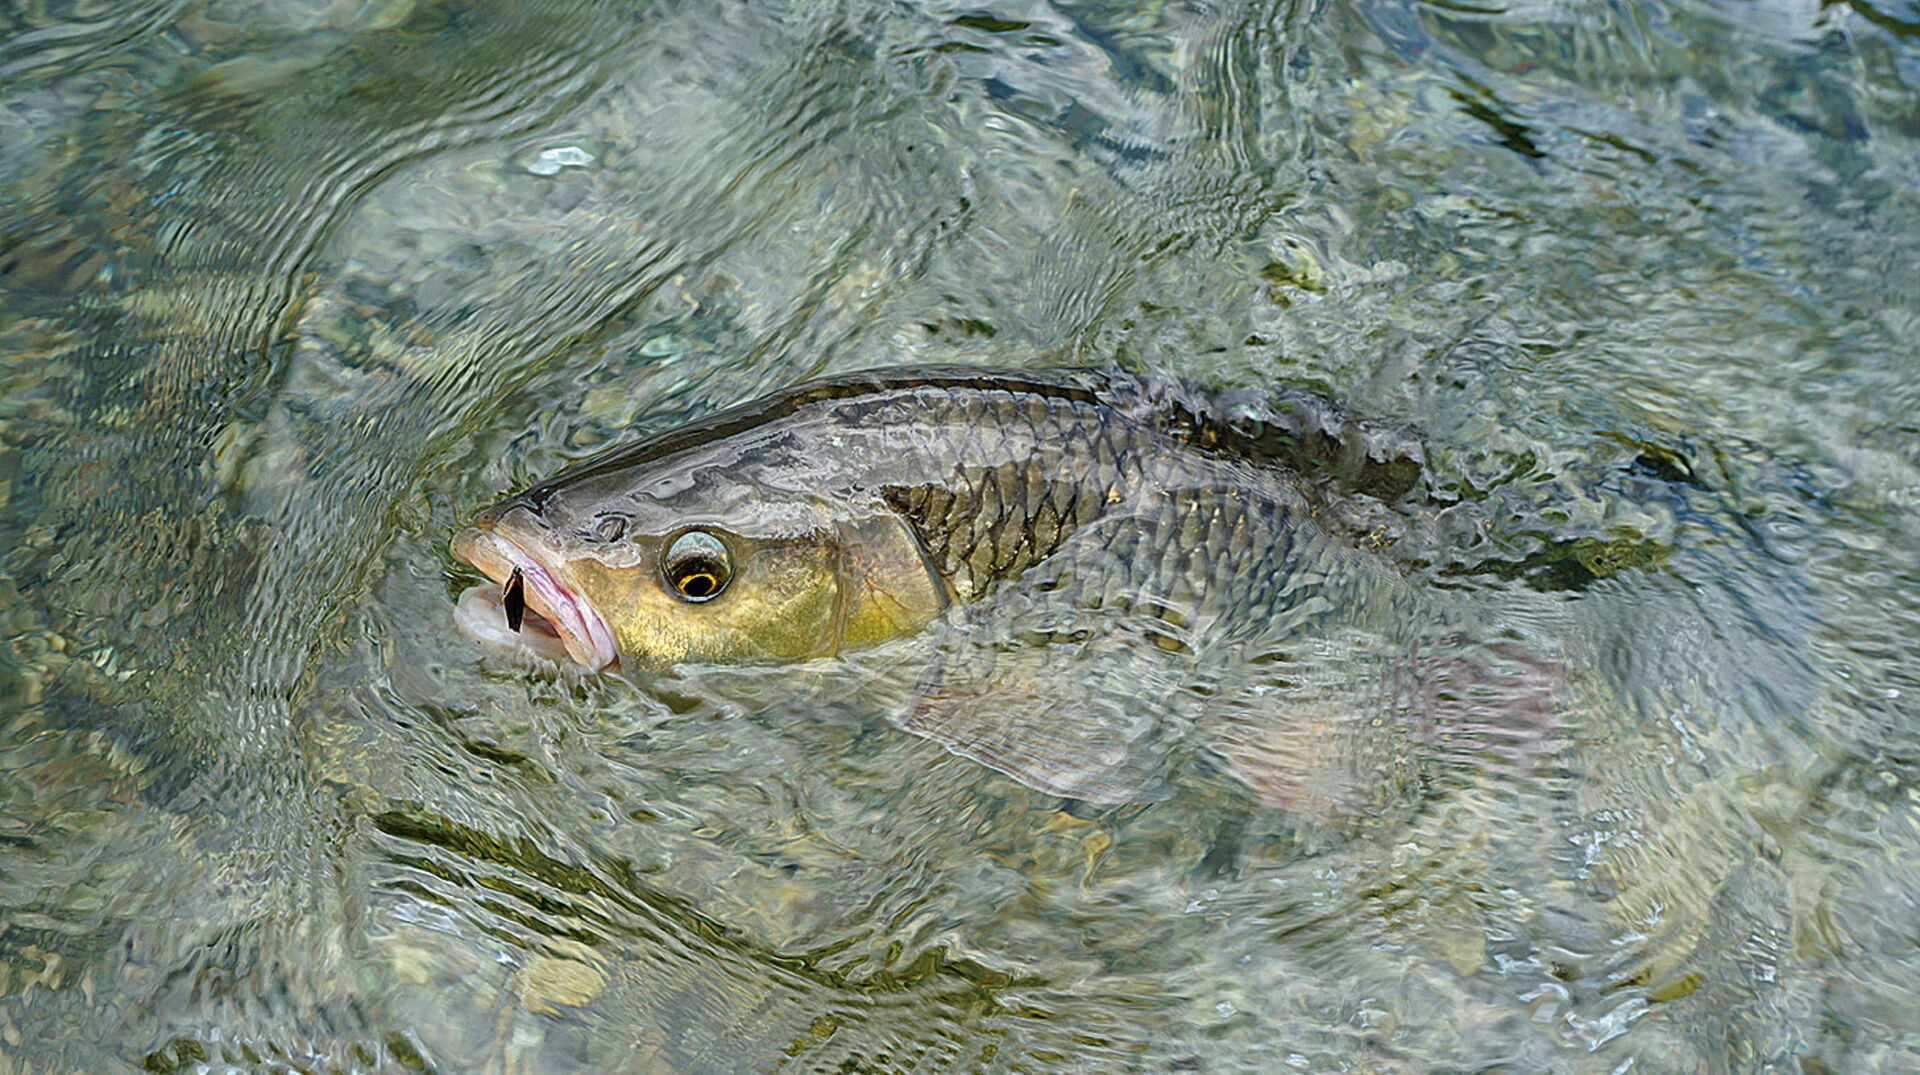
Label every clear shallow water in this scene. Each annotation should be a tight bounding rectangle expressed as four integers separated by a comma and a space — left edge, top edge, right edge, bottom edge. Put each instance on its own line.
0, 0, 1917, 1070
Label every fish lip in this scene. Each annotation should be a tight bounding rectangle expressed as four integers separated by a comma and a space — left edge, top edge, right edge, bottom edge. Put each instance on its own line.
450, 528, 618, 672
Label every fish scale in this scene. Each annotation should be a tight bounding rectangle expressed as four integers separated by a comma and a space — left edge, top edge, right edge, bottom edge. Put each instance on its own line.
872, 385, 1148, 600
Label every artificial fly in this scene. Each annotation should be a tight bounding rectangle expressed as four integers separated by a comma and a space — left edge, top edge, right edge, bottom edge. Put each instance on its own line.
502, 567, 526, 633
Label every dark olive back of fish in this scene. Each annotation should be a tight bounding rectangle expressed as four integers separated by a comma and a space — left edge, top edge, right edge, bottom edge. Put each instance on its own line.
793, 370, 1363, 612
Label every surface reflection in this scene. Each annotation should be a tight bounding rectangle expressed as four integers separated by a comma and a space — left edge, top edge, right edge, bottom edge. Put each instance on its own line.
1, 0, 1917, 1069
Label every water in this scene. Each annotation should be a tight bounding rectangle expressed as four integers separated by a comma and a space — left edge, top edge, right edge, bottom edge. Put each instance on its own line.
1, 0, 1917, 1069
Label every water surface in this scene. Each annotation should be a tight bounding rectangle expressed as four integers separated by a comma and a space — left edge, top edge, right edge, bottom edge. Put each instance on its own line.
1, 0, 1918, 1070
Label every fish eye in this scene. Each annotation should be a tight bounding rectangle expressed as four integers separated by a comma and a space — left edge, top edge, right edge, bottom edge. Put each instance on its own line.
661, 530, 731, 602
594, 515, 627, 543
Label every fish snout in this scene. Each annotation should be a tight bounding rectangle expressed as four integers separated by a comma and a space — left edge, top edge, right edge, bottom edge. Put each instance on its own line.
451, 500, 618, 672
468, 497, 543, 533
455, 500, 555, 563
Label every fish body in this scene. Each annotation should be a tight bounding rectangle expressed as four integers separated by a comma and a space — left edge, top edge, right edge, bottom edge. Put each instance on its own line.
452, 366, 1554, 809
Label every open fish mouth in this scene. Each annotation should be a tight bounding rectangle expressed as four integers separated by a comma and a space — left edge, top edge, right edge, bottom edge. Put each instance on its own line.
450, 529, 617, 671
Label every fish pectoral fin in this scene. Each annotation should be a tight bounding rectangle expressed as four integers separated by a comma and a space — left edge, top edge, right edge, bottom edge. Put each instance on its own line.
896, 638, 1175, 805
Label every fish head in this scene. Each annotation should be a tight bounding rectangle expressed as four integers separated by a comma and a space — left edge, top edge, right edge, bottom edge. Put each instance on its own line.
451, 445, 946, 673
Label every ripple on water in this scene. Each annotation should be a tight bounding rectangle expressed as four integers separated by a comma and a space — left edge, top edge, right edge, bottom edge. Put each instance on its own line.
1, 0, 1919, 1069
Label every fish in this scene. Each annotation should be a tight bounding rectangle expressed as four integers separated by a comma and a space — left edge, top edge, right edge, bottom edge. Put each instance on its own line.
451, 365, 1560, 813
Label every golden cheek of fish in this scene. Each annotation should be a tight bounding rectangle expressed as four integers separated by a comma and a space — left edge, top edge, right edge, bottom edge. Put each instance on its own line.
451, 489, 947, 674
